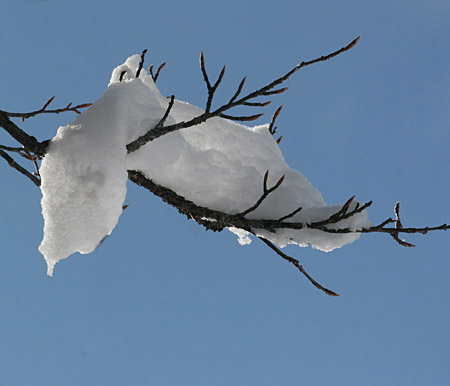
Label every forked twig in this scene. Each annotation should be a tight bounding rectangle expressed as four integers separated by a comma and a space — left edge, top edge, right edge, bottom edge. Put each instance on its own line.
127, 36, 361, 153
238, 170, 285, 217
149, 62, 166, 82
1, 96, 92, 120
0, 149, 40, 186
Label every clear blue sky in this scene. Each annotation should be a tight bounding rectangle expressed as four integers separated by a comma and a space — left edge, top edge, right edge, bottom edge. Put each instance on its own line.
1, 0, 449, 385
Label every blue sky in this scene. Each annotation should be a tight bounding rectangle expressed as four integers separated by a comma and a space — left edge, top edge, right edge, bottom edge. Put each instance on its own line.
1, 0, 449, 385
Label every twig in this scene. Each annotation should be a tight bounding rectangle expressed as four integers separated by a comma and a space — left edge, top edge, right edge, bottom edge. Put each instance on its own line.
149, 62, 166, 82
258, 237, 339, 296
310, 197, 373, 227
391, 202, 415, 247
277, 206, 303, 222
1, 97, 92, 120
268, 105, 283, 135
23, 150, 41, 179
0, 149, 40, 186
238, 170, 285, 217
126, 37, 361, 153
0, 144, 26, 154
136, 49, 148, 78
154, 96, 175, 130
0, 112, 48, 156
200, 52, 226, 113
128, 171, 449, 242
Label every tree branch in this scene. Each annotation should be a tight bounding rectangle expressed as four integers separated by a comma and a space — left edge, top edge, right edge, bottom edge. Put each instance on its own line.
0, 149, 41, 186
0, 96, 92, 120
128, 171, 449, 246
0, 112, 49, 156
258, 236, 339, 296
238, 170, 285, 217
126, 36, 361, 153
149, 62, 166, 83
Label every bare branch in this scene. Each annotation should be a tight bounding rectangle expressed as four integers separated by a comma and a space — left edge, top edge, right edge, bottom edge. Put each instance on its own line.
0, 112, 48, 156
0, 149, 40, 186
237, 171, 285, 217
155, 95, 175, 130
127, 171, 450, 294
127, 37, 361, 153
258, 237, 339, 296
1, 97, 92, 120
310, 198, 373, 228
135, 49, 148, 78
277, 206, 303, 222
262, 87, 289, 96
219, 113, 263, 122
200, 52, 227, 113
243, 101, 272, 107
268, 105, 283, 135
229, 76, 247, 104
149, 62, 166, 83
0, 144, 26, 154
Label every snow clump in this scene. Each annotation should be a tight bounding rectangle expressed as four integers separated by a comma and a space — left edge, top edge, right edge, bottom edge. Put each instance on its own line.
39, 54, 371, 275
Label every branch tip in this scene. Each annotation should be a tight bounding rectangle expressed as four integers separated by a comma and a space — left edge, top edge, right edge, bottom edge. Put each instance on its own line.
43, 96, 55, 110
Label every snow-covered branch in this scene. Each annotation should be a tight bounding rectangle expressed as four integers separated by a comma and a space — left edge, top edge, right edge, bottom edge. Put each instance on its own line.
0, 38, 448, 295
128, 170, 449, 295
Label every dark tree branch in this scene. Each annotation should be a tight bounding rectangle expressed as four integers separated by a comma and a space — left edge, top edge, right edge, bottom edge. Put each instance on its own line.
126, 36, 361, 154
0, 144, 27, 154
0, 96, 92, 120
149, 62, 166, 83
127, 170, 449, 294
0, 112, 49, 156
268, 105, 283, 135
135, 49, 148, 78
238, 170, 285, 217
154, 96, 175, 130
0, 149, 41, 186
258, 236, 339, 296
277, 206, 303, 222
128, 171, 449, 244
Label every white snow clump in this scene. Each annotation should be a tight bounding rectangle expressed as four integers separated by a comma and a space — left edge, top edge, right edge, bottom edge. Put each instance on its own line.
39, 54, 371, 275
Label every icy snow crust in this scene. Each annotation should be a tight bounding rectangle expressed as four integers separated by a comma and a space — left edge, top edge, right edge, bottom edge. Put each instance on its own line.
39, 54, 371, 275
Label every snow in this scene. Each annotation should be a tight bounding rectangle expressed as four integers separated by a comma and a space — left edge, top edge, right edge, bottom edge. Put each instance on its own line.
39, 54, 371, 275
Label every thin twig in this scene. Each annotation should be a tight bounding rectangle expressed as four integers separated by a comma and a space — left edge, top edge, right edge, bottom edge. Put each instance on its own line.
136, 49, 148, 78
1, 96, 92, 120
154, 96, 175, 130
200, 52, 226, 113
277, 206, 303, 222
310, 198, 373, 227
149, 62, 166, 82
126, 37, 361, 153
268, 105, 283, 135
0, 149, 40, 186
238, 170, 285, 217
258, 237, 339, 296
0, 144, 26, 153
